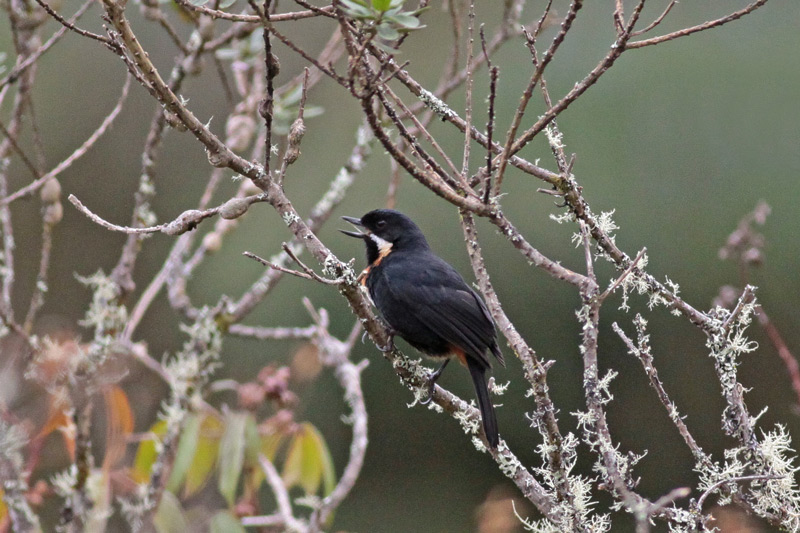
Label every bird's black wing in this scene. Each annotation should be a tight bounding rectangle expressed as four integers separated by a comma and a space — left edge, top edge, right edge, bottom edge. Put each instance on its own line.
378, 254, 501, 369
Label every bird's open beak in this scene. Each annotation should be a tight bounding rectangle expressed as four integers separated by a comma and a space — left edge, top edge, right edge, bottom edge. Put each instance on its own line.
340, 216, 367, 239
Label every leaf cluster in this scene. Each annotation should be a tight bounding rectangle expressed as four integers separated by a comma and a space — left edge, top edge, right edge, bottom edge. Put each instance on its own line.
340, 0, 424, 42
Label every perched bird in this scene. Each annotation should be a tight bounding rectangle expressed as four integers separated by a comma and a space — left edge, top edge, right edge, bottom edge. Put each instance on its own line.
341, 209, 505, 448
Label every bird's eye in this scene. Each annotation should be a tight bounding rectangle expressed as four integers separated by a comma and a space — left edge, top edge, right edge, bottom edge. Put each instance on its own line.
376, 220, 387, 229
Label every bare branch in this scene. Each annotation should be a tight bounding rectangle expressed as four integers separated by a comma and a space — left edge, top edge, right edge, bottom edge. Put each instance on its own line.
32, 0, 110, 44
69, 193, 264, 235
493, 0, 583, 195
2, 74, 132, 206
757, 307, 800, 408
172, 0, 334, 23
697, 474, 784, 511
599, 248, 646, 302
244, 251, 342, 285
259, 454, 305, 530
630, 0, 678, 37
627, 0, 770, 49
228, 324, 317, 340
613, 319, 710, 467
460, 1, 476, 181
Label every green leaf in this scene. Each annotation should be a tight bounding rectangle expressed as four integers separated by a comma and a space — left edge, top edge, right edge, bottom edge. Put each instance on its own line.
218, 413, 248, 506
166, 414, 201, 493
246, 431, 284, 491
215, 48, 239, 61
209, 511, 246, 533
305, 424, 336, 496
183, 415, 223, 498
387, 13, 420, 29
261, 431, 284, 462
376, 23, 401, 41
131, 420, 168, 483
189, 0, 209, 6
282, 423, 336, 495
218, 0, 236, 7
282, 424, 314, 493
243, 415, 261, 467
153, 491, 188, 533
340, 0, 373, 18
371, 0, 392, 12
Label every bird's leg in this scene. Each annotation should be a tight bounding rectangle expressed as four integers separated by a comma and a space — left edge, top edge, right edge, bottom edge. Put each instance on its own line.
361, 327, 397, 352
377, 326, 397, 352
378, 335, 396, 353
420, 359, 450, 405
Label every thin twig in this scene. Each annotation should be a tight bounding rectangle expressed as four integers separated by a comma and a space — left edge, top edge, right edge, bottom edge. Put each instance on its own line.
696, 474, 783, 511
243, 251, 342, 285
305, 303, 369, 530
381, 84, 462, 182
756, 307, 800, 407
23, 216, 54, 333
493, 0, 583, 196
282, 242, 338, 283
635, 487, 691, 533
172, 0, 334, 23
69, 193, 263, 235
2, 74, 132, 206
33, 0, 110, 44
0, 1, 95, 90
0, 117, 40, 180
630, 0, 678, 37
613, 319, 710, 467
459, 211, 587, 530
259, 454, 304, 530
460, 1, 476, 182
228, 324, 317, 340
481, 31, 498, 203
627, 0, 770, 49
599, 248, 646, 302
69, 195, 165, 234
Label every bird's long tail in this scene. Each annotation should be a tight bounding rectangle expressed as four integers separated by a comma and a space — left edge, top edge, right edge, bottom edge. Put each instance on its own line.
467, 360, 499, 448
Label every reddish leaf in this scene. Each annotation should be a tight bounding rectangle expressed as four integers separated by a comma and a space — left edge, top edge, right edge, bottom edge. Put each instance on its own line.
103, 385, 135, 471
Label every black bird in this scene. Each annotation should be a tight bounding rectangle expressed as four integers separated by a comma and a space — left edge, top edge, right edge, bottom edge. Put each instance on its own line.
341, 209, 505, 448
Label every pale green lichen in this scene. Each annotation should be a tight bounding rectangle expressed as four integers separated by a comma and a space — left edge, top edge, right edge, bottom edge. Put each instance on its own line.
281, 211, 301, 226
596, 369, 618, 405
120, 310, 223, 530
118, 483, 151, 532
453, 405, 481, 437
74, 270, 128, 370
418, 89, 457, 120
544, 124, 565, 151
322, 255, 357, 285
549, 211, 576, 225
596, 210, 619, 244
490, 380, 510, 395
50, 464, 79, 498
136, 201, 158, 228
616, 254, 650, 311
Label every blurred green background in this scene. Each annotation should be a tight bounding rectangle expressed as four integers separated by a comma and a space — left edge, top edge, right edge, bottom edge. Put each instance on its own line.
2, 0, 799, 531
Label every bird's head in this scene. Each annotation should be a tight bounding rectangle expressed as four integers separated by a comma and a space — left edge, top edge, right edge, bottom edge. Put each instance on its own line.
341, 209, 429, 263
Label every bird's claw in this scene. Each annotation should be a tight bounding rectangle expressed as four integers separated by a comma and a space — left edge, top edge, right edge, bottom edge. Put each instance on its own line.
378, 337, 395, 352
362, 330, 395, 352
420, 380, 436, 405
420, 361, 447, 405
